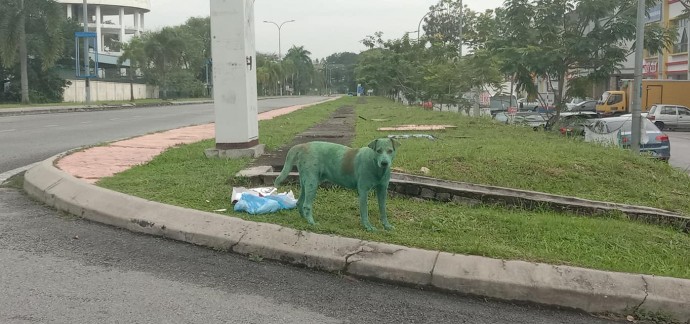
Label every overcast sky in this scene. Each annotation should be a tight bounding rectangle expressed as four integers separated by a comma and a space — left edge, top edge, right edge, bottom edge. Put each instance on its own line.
145, 0, 504, 59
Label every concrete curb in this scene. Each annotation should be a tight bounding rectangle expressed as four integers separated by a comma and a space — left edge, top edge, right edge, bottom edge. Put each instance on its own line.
23, 155, 690, 322
0, 96, 311, 117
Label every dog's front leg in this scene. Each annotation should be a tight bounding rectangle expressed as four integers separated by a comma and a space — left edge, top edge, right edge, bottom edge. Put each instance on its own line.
376, 185, 394, 230
358, 188, 376, 232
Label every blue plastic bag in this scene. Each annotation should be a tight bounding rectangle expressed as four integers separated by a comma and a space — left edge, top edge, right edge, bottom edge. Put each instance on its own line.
264, 194, 297, 209
234, 193, 281, 215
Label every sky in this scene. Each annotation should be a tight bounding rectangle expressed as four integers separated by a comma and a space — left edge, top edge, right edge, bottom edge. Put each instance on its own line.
145, 0, 504, 59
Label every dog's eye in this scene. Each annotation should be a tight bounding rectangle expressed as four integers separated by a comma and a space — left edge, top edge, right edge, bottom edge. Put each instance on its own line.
387, 149, 393, 154
377, 149, 383, 153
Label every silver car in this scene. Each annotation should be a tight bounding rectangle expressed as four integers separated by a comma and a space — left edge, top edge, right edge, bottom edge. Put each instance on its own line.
646, 104, 690, 131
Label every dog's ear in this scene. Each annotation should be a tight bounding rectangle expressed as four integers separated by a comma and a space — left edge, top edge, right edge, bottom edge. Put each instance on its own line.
368, 139, 379, 151
390, 138, 401, 150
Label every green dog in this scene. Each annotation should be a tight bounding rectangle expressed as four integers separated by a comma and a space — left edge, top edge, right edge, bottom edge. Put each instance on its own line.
274, 138, 399, 231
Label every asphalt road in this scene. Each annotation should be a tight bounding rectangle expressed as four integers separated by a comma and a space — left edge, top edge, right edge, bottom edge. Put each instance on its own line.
0, 98, 620, 323
0, 96, 325, 173
0, 188, 615, 324
668, 131, 690, 173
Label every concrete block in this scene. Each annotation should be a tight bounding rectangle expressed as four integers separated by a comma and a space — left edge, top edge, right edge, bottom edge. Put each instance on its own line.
235, 165, 272, 178
346, 242, 438, 286
205, 144, 265, 159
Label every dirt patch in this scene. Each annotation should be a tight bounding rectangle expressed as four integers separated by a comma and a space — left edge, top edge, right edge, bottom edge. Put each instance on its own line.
250, 105, 357, 170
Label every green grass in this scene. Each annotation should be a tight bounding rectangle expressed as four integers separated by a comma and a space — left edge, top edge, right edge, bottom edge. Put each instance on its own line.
98, 96, 690, 279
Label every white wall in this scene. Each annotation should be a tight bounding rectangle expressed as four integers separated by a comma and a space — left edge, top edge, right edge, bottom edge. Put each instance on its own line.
63, 79, 159, 102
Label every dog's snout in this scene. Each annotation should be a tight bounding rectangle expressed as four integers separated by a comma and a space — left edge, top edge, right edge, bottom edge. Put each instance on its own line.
381, 161, 389, 167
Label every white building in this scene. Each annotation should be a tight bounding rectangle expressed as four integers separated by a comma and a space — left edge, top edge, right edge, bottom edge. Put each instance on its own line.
55, 1, 157, 102
57, 0, 150, 60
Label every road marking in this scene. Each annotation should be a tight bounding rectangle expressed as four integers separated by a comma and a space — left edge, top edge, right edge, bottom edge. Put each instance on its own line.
0, 129, 16, 133
109, 118, 120, 121
44, 125, 58, 128
80, 121, 91, 124
0, 162, 38, 184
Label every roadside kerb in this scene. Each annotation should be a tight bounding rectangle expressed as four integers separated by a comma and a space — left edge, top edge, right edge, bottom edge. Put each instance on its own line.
0, 95, 311, 117
23, 155, 690, 322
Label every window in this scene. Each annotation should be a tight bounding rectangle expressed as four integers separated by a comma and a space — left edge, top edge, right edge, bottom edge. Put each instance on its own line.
672, 18, 689, 54
661, 106, 677, 115
606, 94, 623, 105
679, 107, 690, 115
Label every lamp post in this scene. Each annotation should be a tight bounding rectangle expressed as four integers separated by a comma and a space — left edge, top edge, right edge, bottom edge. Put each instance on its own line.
263, 19, 295, 59
631, 0, 645, 153
83, 0, 90, 104
417, 8, 447, 42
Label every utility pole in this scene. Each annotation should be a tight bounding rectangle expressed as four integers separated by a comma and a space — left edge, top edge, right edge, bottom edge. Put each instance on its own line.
458, 0, 463, 57
631, 0, 645, 153
83, 0, 91, 105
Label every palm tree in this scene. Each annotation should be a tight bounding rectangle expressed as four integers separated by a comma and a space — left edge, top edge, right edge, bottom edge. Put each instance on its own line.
284, 46, 314, 95
0, 0, 64, 104
117, 37, 146, 102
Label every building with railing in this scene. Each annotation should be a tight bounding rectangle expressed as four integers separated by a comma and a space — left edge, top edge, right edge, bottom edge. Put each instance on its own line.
57, 0, 150, 54
55, 1, 156, 102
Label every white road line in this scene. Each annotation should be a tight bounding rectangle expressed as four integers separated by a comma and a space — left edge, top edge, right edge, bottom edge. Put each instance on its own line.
44, 125, 58, 128
0, 129, 16, 133
0, 162, 38, 184
80, 121, 91, 124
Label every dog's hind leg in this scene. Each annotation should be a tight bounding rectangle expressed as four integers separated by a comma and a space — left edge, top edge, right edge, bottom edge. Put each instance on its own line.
300, 180, 318, 225
358, 188, 376, 232
296, 180, 306, 219
376, 185, 394, 230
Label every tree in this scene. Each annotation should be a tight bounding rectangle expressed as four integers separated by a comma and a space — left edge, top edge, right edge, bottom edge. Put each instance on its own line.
142, 27, 186, 99
0, 0, 65, 104
324, 52, 359, 93
283, 46, 315, 95
489, 0, 675, 116
117, 37, 146, 101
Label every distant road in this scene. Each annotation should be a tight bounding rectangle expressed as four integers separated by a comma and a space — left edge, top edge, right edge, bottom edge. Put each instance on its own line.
0, 96, 327, 173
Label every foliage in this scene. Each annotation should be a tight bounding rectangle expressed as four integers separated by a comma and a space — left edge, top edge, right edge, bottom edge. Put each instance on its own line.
0, 0, 66, 104
485, 0, 676, 114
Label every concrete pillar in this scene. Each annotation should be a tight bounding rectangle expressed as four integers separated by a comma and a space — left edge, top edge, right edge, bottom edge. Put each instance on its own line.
119, 7, 125, 47
95, 5, 102, 52
67, 4, 72, 19
205, 0, 263, 158
134, 10, 140, 36
140, 12, 145, 30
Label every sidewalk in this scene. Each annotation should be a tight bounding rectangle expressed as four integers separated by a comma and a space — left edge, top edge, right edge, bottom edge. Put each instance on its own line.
21, 99, 690, 323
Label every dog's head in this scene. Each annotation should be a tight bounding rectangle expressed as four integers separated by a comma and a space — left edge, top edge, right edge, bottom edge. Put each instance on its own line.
368, 138, 400, 169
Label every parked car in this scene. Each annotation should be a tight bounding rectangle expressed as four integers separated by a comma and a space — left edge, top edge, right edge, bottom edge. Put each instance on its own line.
565, 97, 592, 110
585, 116, 670, 160
545, 112, 598, 137
646, 104, 690, 131
567, 100, 597, 112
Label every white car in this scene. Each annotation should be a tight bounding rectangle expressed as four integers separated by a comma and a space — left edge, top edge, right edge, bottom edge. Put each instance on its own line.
646, 104, 690, 131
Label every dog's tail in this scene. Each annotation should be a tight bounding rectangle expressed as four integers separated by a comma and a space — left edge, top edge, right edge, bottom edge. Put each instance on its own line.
274, 145, 299, 187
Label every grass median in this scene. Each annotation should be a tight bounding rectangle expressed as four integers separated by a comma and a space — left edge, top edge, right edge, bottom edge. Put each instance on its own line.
98, 96, 690, 279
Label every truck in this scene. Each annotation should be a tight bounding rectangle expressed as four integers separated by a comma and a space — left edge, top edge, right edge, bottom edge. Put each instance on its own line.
596, 79, 690, 116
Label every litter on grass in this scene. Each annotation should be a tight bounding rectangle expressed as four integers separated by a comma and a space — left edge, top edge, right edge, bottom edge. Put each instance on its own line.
231, 187, 297, 215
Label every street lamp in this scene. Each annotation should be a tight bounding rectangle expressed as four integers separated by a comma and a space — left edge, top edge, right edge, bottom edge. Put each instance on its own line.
263, 19, 295, 59
417, 8, 447, 42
